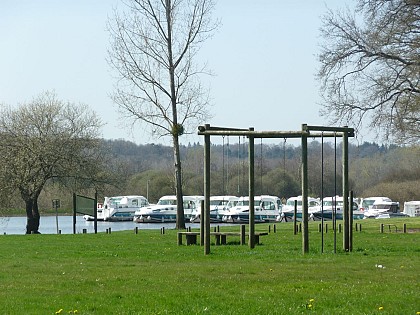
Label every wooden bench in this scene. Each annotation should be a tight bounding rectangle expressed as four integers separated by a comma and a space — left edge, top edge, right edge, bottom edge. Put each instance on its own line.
381, 224, 398, 233
177, 231, 268, 246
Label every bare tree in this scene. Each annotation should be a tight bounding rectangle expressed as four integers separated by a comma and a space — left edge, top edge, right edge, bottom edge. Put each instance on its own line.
107, 0, 218, 229
0, 91, 104, 234
317, 0, 420, 144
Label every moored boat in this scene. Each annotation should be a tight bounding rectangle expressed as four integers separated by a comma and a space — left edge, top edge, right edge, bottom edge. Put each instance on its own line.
83, 195, 149, 221
222, 195, 282, 223
190, 195, 239, 223
133, 195, 204, 223
359, 196, 392, 212
311, 196, 362, 221
363, 201, 408, 219
278, 196, 320, 222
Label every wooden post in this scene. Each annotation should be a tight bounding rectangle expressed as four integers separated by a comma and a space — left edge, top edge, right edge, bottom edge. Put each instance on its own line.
293, 200, 298, 236
204, 126, 211, 255
301, 125, 309, 253
134, 227, 138, 234
248, 128, 255, 249
380, 224, 384, 233
349, 190, 354, 252
73, 193, 77, 235
342, 129, 350, 251
200, 199, 204, 246
403, 223, 407, 233
273, 224, 276, 233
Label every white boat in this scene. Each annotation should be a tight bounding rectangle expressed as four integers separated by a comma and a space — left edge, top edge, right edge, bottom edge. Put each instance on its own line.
190, 195, 239, 223
363, 201, 408, 219
222, 195, 282, 223
359, 197, 392, 212
133, 195, 204, 223
311, 196, 362, 220
83, 195, 149, 221
403, 201, 420, 217
278, 196, 320, 222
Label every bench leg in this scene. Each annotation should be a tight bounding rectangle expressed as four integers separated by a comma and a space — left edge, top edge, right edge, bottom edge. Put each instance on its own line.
215, 234, 221, 245
186, 234, 197, 245
177, 233, 183, 245
255, 235, 260, 245
240, 225, 246, 245
221, 235, 227, 245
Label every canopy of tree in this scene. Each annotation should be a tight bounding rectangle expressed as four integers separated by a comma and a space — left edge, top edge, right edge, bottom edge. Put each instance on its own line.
107, 0, 218, 229
0, 92, 105, 233
318, 0, 419, 145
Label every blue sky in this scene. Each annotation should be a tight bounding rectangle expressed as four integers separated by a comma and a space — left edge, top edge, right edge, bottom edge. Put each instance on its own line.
0, 0, 359, 145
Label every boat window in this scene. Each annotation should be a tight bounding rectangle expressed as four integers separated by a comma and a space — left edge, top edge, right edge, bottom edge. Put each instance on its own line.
236, 200, 250, 206
158, 199, 177, 205
262, 202, 275, 210
131, 199, 138, 206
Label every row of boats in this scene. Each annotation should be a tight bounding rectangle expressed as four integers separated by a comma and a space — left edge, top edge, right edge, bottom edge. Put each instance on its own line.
83, 194, 415, 223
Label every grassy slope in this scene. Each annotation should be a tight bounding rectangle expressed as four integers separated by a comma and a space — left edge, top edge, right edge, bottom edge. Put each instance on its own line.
0, 218, 419, 315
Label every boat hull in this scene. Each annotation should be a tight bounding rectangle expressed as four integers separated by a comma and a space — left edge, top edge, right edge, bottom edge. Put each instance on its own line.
223, 214, 277, 224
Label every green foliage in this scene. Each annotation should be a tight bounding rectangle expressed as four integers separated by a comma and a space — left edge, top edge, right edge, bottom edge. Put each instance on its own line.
1, 138, 418, 213
0, 218, 419, 314
261, 167, 300, 198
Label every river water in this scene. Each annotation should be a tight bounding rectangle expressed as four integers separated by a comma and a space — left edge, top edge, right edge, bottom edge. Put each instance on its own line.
0, 215, 204, 235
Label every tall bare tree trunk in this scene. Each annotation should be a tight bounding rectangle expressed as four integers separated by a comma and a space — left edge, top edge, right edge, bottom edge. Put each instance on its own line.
173, 134, 186, 229
166, 0, 185, 229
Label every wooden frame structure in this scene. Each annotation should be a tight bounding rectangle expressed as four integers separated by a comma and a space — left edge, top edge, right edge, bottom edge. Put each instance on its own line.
198, 124, 355, 255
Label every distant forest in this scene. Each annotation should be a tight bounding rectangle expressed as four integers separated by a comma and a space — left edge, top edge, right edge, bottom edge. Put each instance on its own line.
7, 139, 420, 213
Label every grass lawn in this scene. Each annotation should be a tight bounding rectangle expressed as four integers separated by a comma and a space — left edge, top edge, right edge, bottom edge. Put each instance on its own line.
0, 218, 419, 314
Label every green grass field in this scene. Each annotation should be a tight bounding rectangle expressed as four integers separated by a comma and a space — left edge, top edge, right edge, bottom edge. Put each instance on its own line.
0, 218, 419, 314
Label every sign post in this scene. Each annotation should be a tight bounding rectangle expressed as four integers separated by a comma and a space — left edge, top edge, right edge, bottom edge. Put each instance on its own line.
52, 199, 61, 234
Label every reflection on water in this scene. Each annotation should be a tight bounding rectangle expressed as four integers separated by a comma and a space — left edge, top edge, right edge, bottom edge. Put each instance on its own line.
0, 215, 204, 235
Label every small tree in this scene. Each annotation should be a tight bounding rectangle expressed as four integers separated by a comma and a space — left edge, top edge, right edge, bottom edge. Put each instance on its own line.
0, 92, 104, 234
317, 0, 419, 144
107, 0, 218, 229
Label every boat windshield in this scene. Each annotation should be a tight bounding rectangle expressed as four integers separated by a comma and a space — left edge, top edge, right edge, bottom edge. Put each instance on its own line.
236, 200, 260, 207
158, 199, 177, 206
362, 200, 376, 208
210, 200, 229, 206
372, 204, 399, 212
261, 201, 276, 210
323, 200, 344, 207
286, 200, 302, 206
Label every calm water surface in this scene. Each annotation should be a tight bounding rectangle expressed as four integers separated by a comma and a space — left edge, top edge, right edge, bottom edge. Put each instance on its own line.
0, 215, 204, 235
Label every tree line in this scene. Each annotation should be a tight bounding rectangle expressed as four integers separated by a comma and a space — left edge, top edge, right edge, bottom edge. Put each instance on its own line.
5, 137, 416, 215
